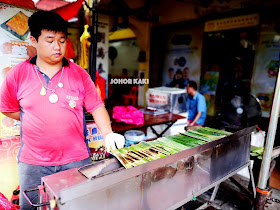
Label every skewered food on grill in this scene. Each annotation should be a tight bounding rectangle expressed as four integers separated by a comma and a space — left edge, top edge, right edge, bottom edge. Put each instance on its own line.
112, 127, 232, 168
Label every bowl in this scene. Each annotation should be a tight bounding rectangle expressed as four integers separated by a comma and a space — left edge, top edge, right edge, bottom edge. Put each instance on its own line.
124, 130, 145, 147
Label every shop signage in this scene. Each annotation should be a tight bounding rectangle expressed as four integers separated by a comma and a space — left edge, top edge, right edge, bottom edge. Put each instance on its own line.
204, 14, 259, 32
148, 92, 168, 105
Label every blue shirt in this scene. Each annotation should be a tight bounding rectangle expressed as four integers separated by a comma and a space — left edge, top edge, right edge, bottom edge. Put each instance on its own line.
187, 92, 207, 125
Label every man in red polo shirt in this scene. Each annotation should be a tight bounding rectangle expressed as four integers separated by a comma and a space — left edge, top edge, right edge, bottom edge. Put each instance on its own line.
0, 11, 124, 210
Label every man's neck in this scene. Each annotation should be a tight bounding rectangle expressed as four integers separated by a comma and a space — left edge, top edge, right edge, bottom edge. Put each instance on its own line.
191, 90, 196, 98
36, 58, 63, 78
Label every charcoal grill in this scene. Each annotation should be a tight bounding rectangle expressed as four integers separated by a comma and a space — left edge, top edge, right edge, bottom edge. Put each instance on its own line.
24, 126, 256, 209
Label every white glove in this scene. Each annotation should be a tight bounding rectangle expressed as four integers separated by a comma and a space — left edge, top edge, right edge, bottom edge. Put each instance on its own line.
105, 132, 125, 153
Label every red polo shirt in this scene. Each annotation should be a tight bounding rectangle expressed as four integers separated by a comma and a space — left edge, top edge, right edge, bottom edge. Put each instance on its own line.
0, 57, 104, 166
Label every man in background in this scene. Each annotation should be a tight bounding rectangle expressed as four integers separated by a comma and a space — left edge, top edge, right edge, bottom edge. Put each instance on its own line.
186, 80, 207, 126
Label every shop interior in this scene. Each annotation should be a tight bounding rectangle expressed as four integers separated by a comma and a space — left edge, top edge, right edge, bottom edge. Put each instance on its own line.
201, 27, 259, 127
108, 36, 140, 105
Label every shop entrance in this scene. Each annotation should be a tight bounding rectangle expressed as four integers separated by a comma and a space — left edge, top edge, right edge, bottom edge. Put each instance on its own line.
108, 37, 140, 105
201, 27, 258, 125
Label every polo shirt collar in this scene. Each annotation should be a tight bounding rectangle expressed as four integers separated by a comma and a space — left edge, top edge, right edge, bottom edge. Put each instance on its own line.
193, 92, 198, 99
29, 56, 69, 67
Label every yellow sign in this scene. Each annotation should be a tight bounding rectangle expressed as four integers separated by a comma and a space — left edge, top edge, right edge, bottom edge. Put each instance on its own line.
0, 114, 20, 137
205, 14, 259, 32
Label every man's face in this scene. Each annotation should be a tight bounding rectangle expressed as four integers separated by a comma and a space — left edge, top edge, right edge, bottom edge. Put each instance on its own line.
31, 29, 66, 65
187, 84, 193, 95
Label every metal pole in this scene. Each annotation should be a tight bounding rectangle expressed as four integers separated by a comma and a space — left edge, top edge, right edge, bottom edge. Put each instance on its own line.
93, 0, 98, 81
257, 55, 280, 187
255, 59, 280, 209
89, 0, 97, 82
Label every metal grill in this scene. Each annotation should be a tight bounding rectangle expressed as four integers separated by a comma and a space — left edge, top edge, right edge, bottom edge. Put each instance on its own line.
24, 126, 255, 210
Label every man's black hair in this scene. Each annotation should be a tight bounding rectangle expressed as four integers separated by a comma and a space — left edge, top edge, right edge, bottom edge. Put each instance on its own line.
188, 80, 197, 90
28, 10, 67, 41
176, 69, 182, 74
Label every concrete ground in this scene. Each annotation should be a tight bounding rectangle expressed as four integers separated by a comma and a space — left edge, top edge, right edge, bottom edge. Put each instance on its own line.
145, 116, 280, 210
178, 175, 280, 210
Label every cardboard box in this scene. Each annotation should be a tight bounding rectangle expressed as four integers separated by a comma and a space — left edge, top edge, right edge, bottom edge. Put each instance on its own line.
146, 87, 187, 114
86, 122, 106, 160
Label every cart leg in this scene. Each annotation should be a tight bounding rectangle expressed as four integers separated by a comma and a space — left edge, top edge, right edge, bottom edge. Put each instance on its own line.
38, 187, 46, 210
149, 121, 176, 137
38, 193, 43, 210
210, 183, 220, 202
196, 184, 222, 210
248, 163, 256, 199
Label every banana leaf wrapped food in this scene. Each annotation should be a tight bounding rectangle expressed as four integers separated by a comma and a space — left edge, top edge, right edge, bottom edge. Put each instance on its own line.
112, 127, 232, 168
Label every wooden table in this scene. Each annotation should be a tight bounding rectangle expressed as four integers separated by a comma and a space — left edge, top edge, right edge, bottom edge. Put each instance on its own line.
111, 112, 185, 138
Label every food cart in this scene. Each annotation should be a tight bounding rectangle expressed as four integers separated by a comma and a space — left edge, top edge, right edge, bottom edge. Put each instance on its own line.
23, 126, 256, 209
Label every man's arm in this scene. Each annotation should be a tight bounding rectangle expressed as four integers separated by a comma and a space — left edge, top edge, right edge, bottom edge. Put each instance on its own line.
190, 94, 207, 126
92, 106, 124, 152
189, 112, 201, 126
2, 111, 21, 121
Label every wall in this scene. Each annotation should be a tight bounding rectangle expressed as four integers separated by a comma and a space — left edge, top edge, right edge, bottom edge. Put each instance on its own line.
109, 39, 140, 77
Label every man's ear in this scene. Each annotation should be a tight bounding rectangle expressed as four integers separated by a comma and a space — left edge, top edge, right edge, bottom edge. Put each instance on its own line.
30, 36, 37, 48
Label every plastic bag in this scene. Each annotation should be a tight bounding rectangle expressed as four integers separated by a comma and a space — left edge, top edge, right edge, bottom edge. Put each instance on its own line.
0, 192, 20, 210
112, 106, 144, 125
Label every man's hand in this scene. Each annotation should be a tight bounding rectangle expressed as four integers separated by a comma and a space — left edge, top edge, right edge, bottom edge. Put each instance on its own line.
105, 132, 125, 153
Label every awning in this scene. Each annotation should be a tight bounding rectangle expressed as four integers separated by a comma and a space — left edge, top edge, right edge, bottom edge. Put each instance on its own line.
35, 0, 85, 20
35, 0, 70, 10
1, 0, 85, 21
0, 0, 35, 9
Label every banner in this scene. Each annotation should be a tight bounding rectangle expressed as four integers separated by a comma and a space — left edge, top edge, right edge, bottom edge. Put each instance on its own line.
0, 3, 36, 137
251, 32, 280, 117
162, 23, 203, 88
